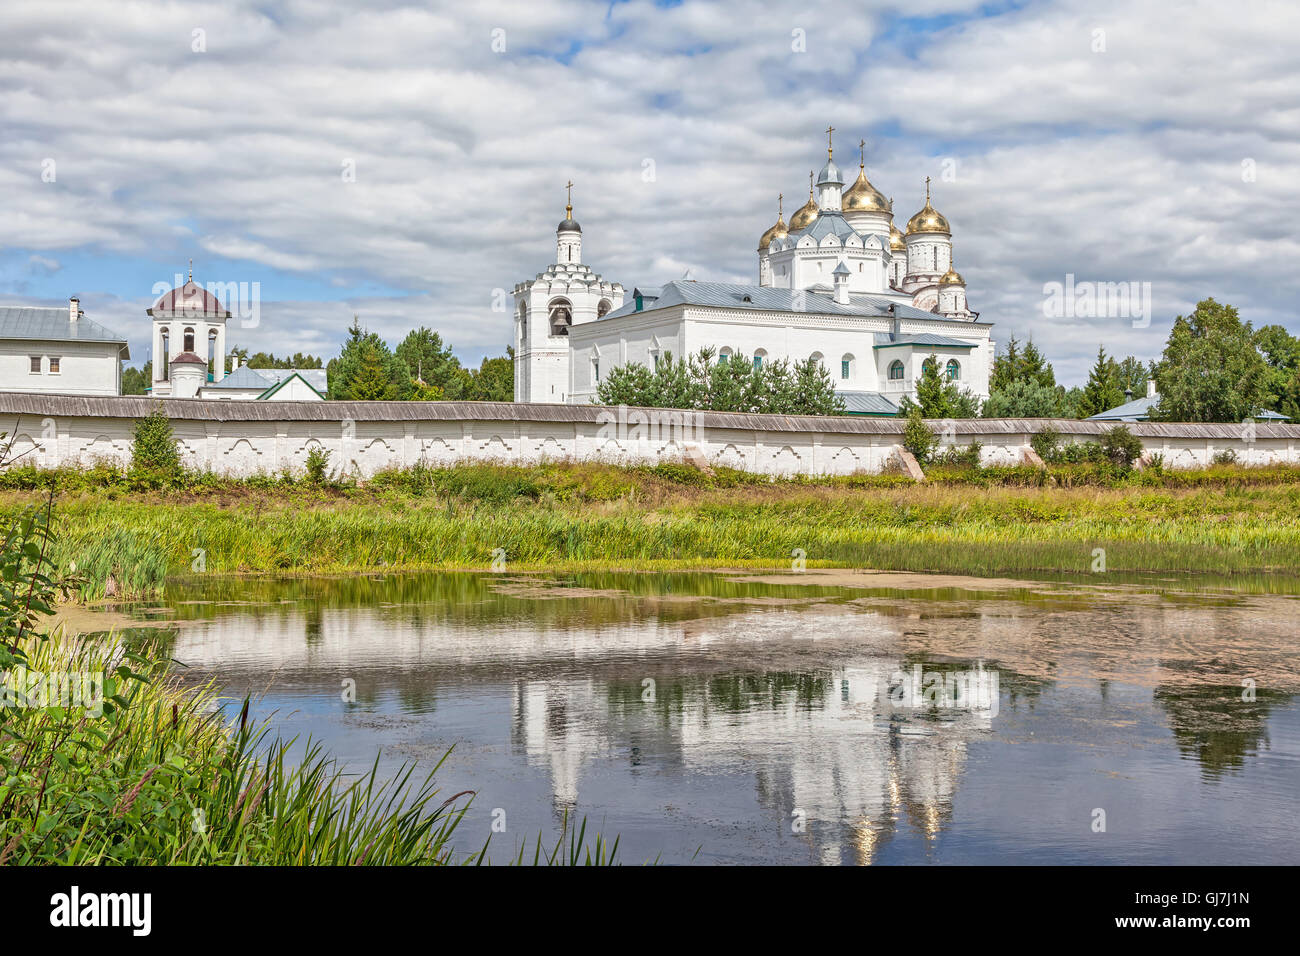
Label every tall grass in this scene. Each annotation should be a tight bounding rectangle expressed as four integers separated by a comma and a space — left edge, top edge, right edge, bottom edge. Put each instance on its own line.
0, 631, 619, 864
5, 461, 1300, 597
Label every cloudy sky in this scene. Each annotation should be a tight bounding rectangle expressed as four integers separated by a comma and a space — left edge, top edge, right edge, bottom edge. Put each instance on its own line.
1, 0, 1296, 384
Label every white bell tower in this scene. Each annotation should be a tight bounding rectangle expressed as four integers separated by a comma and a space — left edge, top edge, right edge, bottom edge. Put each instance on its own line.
512, 184, 624, 403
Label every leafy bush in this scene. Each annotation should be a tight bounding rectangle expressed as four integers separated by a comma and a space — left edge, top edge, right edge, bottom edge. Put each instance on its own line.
1100, 425, 1145, 469
305, 445, 333, 484
933, 440, 983, 468
1030, 427, 1062, 462
1211, 449, 1239, 466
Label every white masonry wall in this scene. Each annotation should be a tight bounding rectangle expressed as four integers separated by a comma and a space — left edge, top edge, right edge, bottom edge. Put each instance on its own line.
0, 395, 1297, 479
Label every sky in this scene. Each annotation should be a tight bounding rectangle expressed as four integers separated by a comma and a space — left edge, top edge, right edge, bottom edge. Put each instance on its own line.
1, 0, 1297, 385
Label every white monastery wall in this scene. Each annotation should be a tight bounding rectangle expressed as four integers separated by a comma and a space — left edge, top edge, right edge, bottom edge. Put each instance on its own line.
0, 394, 1297, 479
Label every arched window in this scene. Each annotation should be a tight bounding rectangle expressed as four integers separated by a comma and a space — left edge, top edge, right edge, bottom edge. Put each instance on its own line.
719, 347, 732, 365
548, 299, 572, 336
946, 359, 960, 381
922, 357, 937, 375
597, 299, 612, 319
518, 303, 528, 339
183, 327, 195, 352
888, 359, 905, 381
841, 354, 854, 380
809, 351, 824, 368
753, 349, 767, 371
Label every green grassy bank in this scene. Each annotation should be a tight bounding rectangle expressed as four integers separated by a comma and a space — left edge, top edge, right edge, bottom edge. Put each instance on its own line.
4, 461, 1300, 597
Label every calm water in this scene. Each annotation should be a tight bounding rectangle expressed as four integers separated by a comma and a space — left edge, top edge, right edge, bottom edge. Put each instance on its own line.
111, 570, 1300, 865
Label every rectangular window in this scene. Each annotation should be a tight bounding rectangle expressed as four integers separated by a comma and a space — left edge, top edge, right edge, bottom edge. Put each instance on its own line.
49, 356, 61, 373
29, 356, 41, 374
753, 356, 763, 371
593, 359, 600, 381
841, 360, 850, 379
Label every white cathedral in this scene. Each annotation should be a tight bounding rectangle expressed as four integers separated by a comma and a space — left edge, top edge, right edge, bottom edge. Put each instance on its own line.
514, 133, 994, 415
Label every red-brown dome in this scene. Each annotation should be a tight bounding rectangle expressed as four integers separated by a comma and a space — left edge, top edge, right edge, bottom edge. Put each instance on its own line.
168, 351, 208, 366
149, 280, 230, 318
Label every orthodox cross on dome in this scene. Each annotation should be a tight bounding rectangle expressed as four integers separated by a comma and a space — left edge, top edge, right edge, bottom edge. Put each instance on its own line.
925, 175, 932, 203
565, 179, 574, 217
826, 125, 834, 158
778, 192, 783, 217
187, 258, 193, 282
859, 139, 866, 169
807, 170, 814, 196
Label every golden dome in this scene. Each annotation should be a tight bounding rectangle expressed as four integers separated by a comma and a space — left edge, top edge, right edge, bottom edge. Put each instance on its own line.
906, 178, 950, 236
843, 143, 891, 216
889, 219, 906, 251
788, 171, 818, 231
758, 195, 788, 250
939, 266, 965, 287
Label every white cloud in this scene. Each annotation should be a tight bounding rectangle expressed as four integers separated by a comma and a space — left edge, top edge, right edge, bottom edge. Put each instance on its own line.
0, 0, 1296, 383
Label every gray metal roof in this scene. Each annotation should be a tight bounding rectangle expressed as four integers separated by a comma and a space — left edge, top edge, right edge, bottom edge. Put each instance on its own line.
204, 365, 328, 393
839, 391, 900, 415
816, 158, 843, 186
0, 306, 129, 351
873, 332, 979, 349
1089, 393, 1290, 422
601, 279, 942, 322
0, 392, 1295, 439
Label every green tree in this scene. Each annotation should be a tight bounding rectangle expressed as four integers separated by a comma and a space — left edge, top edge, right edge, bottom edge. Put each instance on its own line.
1255, 324, 1300, 420
980, 378, 1065, 418
327, 317, 411, 400
228, 350, 324, 370
592, 347, 844, 415
396, 328, 463, 398
121, 361, 152, 395
131, 407, 181, 475
461, 348, 515, 402
901, 406, 938, 464
1149, 298, 1269, 422
902, 354, 979, 418
1077, 346, 1126, 418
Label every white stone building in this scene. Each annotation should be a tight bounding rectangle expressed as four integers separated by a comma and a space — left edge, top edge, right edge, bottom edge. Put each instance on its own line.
514, 136, 993, 414
0, 299, 130, 395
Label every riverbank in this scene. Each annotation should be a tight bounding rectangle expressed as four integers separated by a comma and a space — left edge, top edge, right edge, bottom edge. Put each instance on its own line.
4, 461, 1299, 597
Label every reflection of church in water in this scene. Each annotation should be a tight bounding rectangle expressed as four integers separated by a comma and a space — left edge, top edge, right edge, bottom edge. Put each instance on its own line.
510, 661, 995, 865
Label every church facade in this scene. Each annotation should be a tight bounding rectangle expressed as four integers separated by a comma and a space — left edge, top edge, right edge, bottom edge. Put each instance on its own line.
515, 136, 993, 413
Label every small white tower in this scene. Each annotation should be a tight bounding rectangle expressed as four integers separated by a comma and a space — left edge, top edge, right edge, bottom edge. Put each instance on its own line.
757, 194, 787, 286
904, 177, 952, 285
832, 260, 851, 304
147, 262, 230, 396
937, 262, 970, 318
814, 126, 844, 213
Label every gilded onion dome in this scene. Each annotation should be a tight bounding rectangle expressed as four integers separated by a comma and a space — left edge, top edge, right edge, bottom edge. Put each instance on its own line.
889, 219, 906, 252
758, 194, 788, 251
788, 172, 819, 231
843, 142, 891, 215
939, 266, 965, 287
906, 178, 951, 236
